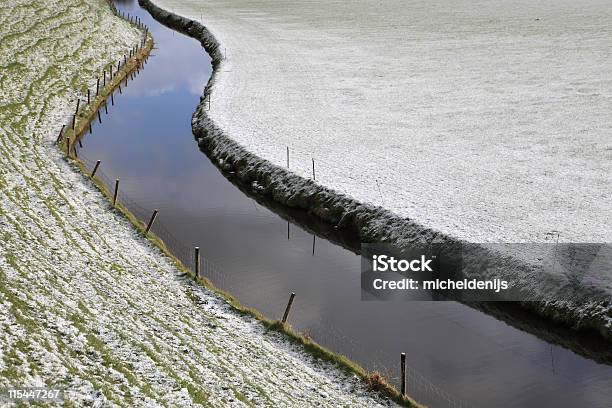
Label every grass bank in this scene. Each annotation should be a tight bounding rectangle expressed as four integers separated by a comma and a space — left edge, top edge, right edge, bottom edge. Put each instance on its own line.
1, 0, 406, 406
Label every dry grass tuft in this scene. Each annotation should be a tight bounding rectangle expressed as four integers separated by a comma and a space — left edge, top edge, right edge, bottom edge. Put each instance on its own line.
366, 371, 389, 393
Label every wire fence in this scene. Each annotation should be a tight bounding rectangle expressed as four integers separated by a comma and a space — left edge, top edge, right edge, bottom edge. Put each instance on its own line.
67, 108, 475, 408
55, 3, 150, 149
221, 126, 585, 249
51, 3, 477, 407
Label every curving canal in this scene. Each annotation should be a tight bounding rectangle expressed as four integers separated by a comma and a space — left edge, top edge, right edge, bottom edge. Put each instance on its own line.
75, 1, 612, 407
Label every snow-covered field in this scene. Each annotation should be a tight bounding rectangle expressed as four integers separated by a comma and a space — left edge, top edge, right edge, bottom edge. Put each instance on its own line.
145, 0, 612, 339
155, 0, 611, 244
0, 1, 401, 406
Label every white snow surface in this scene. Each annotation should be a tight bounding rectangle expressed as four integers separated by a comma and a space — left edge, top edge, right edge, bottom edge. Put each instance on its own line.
156, 0, 611, 243
0, 1, 399, 406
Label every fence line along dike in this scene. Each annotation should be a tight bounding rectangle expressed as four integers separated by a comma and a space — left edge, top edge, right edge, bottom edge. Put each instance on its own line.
0, 1, 439, 406
56, 4, 432, 406
73, 115, 428, 407
56, 9, 153, 158
50, 1, 426, 406
73, 144, 433, 406
55, 2, 478, 407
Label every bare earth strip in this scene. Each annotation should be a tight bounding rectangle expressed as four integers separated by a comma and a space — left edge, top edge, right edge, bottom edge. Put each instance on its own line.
0, 1, 399, 406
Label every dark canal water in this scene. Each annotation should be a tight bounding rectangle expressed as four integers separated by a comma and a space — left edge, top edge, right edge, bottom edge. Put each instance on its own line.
76, 1, 612, 407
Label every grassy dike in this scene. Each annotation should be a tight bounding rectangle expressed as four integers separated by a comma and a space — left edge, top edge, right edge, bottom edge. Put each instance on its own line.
62, 2, 422, 407
0, 0, 422, 405
4, 0, 404, 402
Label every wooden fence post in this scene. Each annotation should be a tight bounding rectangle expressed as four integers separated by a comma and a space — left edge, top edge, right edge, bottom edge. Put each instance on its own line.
91, 160, 101, 178
113, 179, 119, 207
281, 292, 295, 324
56, 125, 65, 142
312, 158, 316, 180
401, 353, 406, 396
145, 209, 158, 235
195, 247, 200, 278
